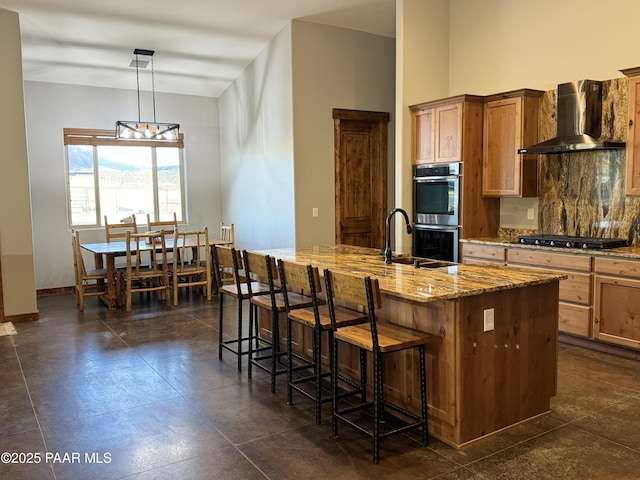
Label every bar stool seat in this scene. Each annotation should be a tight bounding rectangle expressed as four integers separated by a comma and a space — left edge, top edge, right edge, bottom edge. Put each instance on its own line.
324, 268, 430, 464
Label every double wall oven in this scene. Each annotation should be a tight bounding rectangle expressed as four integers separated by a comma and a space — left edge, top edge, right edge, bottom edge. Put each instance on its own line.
412, 162, 460, 262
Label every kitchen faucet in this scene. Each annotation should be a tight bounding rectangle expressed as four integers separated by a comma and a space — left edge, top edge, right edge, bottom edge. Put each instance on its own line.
383, 208, 413, 264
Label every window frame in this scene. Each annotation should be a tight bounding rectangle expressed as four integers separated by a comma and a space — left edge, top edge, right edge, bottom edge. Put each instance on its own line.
64, 128, 186, 228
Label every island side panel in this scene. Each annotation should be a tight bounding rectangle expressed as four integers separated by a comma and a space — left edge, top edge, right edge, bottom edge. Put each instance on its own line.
457, 281, 559, 445
377, 295, 459, 444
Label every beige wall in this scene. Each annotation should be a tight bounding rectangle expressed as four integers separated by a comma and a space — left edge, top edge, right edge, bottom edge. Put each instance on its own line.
399, 0, 640, 231
0, 9, 37, 318
291, 21, 395, 248
396, 0, 450, 251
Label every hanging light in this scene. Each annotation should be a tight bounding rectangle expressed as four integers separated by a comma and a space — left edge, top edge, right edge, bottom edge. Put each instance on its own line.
116, 49, 180, 141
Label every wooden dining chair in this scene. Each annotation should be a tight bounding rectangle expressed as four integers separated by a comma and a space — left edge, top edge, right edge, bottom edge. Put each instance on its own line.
104, 214, 138, 242
220, 222, 234, 246
170, 227, 212, 306
147, 212, 180, 265
324, 268, 430, 464
147, 212, 178, 234
71, 229, 108, 311
119, 229, 170, 312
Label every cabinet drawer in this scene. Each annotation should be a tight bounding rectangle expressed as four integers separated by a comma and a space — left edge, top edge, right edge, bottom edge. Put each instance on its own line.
559, 272, 592, 305
558, 302, 591, 337
507, 248, 591, 272
594, 257, 640, 277
460, 244, 505, 263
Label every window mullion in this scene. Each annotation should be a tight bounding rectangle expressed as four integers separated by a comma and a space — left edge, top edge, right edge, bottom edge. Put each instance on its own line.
152, 147, 160, 222
93, 145, 101, 226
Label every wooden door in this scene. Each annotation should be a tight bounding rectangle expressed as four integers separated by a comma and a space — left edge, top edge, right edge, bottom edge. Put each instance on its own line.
333, 109, 389, 248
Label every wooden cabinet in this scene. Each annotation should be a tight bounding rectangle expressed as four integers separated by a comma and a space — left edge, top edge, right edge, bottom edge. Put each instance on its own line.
410, 95, 483, 165
621, 67, 640, 195
593, 257, 640, 349
506, 248, 592, 337
459, 243, 506, 265
482, 89, 544, 197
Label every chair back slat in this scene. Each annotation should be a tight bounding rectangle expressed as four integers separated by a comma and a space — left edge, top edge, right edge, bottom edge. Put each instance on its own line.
277, 259, 321, 294
323, 269, 381, 310
213, 245, 242, 287
147, 212, 178, 234
104, 214, 138, 242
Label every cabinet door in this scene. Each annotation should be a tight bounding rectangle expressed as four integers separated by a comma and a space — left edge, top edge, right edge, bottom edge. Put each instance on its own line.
434, 102, 462, 163
593, 275, 640, 349
483, 97, 521, 196
412, 107, 435, 164
626, 75, 640, 194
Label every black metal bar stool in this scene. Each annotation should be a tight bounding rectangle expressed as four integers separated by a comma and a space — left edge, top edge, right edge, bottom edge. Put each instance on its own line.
213, 245, 269, 371
324, 268, 430, 464
245, 251, 314, 394
278, 259, 368, 424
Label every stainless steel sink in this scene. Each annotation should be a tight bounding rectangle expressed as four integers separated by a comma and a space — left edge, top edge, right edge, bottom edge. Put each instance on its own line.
390, 256, 455, 269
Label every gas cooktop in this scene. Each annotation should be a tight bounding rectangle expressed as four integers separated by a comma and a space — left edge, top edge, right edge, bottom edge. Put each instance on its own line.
516, 234, 629, 250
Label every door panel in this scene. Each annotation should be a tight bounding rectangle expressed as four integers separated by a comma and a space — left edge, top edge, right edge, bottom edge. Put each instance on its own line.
333, 109, 389, 249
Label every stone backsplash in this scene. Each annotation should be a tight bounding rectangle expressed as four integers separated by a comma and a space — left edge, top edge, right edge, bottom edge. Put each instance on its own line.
537, 76, 640, 245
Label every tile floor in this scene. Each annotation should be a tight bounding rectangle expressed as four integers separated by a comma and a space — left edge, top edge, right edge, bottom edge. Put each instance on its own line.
1, 293, 640, 480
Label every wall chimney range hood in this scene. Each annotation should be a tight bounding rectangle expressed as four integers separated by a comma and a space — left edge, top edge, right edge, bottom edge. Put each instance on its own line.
517, 80, 625, 154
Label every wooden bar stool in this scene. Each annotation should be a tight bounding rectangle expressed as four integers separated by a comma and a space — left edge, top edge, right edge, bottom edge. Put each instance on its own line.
245, 251, 314, 394
324, 268, 430, 464
278, 259, 367, 424
212, 246, 269, 371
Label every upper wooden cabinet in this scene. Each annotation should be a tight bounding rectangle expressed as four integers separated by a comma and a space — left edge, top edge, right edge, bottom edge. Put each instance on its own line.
621, 67, 640, 195
482, 89, 544, 197
410, 95, 483, 165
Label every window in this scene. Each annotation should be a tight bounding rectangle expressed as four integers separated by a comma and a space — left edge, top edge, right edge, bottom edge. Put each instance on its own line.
64, 129, 185, 227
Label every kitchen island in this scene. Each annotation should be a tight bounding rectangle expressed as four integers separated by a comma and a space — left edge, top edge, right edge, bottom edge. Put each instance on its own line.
259, 245, 565, 447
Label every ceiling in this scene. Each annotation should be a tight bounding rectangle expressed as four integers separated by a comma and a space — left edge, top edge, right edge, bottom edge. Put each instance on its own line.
0, 0, 395, 98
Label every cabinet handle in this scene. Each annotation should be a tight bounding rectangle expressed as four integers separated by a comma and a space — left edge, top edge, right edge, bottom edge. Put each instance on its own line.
594, 318, 599, 324
630, 119, 634, 127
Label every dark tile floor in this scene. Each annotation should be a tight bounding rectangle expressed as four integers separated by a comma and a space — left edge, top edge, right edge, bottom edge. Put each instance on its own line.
1, 293, 640, 479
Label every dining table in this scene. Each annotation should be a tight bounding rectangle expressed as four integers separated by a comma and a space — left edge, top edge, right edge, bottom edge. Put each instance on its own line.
81, 236, 232, 310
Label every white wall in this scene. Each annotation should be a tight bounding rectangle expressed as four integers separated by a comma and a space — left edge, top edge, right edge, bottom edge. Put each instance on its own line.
291, 20, 396, 247
218, 24, 296, 250
24, 81, 220, 289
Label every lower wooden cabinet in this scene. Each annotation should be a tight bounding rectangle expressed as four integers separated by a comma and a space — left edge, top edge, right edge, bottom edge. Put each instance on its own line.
459, 243, 506, 265
463, 241, 640, 350
593, 257, 640, 349
506, 248, 592, 338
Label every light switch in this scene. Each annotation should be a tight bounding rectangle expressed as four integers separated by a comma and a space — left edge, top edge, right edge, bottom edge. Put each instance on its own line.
312, 207, 319, 217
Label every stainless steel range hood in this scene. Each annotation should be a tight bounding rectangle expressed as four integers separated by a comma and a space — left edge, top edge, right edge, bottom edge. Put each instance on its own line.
517, 80, 625, 154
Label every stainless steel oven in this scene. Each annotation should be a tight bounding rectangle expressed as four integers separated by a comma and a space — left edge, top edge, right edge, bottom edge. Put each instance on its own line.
413, 162, 460, 262
413, 163, 460, 226
412, 224, 459, 262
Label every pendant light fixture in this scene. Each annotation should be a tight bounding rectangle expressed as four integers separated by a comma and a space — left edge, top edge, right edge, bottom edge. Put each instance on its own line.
116, 48, 180, 141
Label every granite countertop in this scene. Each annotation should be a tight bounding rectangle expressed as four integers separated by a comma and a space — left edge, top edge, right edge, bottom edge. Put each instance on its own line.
461, 237, 640, 260
259, 245, 565, 304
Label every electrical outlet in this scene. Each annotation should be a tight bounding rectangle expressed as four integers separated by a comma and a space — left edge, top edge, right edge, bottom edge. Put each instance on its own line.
527, 208, 535, 220
484, 308, 495, 332
312, 207, 319, 218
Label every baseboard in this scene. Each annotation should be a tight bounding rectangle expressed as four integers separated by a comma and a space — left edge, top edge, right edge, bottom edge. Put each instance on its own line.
37, 286, 75, 296
2, 311, 39, 323
559, 333, 640, 361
